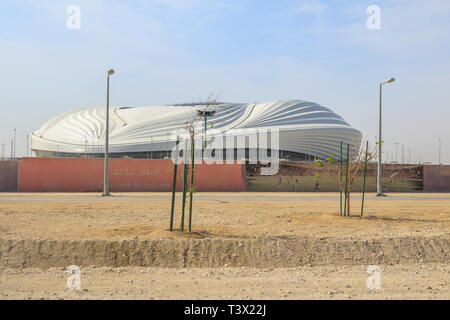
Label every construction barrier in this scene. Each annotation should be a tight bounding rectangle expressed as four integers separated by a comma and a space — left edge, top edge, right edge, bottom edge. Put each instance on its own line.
18, 158, 247, 192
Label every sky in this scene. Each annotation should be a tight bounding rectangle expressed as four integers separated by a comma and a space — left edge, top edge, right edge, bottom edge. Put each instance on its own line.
0, 0, 449, 163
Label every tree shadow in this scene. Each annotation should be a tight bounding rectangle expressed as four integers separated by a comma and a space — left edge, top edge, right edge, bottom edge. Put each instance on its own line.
363, 215, 443, 223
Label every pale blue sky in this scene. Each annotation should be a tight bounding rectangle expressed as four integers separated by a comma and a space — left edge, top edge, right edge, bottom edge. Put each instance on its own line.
1, 0, 449, 163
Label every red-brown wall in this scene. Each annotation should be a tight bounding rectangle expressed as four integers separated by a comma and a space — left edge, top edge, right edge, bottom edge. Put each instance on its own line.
0, 160, 18, 192
12, 159, 450, 193
18, 158, 247, 192
423, 165, 450, 192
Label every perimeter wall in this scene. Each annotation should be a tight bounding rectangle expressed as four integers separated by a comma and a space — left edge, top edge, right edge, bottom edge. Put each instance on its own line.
1, 158, 450, 192
423, 165, 450, 192
0, 160, 18, 192
17, 158, 247, 192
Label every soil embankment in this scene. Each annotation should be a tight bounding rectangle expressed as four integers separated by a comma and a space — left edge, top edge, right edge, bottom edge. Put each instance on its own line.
1, 236, 448, 268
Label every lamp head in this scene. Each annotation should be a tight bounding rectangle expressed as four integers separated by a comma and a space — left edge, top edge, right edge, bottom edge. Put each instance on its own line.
107, 69, 115, 76
197, 110, 216, 117
382, 77, 395, 84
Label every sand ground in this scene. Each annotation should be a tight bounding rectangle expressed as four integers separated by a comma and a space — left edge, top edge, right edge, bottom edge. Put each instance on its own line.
0, 192, 449, 241
0, 192, 449, 299
1, 264, 448, 300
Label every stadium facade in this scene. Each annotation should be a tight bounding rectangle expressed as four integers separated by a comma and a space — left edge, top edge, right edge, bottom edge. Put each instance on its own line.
31, 100, 362, 161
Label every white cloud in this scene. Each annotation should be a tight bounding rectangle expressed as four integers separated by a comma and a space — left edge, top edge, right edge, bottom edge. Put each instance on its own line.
303, 0, 450, 60
151, 0, 200, 10
293, 0, 327, 15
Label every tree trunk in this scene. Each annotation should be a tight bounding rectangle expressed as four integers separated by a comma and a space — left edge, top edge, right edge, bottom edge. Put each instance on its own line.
188, 135, 195, 232
347, 194, 350, 216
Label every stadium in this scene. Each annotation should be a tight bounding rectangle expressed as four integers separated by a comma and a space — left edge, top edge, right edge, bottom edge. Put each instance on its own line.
31, 99, 362, 161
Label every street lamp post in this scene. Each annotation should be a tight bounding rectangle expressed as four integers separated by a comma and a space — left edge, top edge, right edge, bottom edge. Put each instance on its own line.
92, 130, 95, 158
402, 144, 405, 164
438, 137, 441, 165
377, 77, 395, 197
395, 142, 399, 163
13, 129, 16, 158
103, 69, 115, 196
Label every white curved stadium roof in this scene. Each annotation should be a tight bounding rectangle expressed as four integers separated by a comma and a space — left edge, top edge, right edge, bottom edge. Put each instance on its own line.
32, 99, 362, 159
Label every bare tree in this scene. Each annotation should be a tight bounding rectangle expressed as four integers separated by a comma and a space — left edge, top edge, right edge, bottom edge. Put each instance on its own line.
183, 92, 223, 232
316, 140, 376, 216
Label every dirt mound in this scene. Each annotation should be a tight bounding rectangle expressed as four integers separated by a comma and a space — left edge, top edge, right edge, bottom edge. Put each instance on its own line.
1, 236, 448, 269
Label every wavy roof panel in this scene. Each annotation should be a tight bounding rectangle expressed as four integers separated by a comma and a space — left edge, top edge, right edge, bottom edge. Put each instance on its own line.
32, 99, 362, 159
